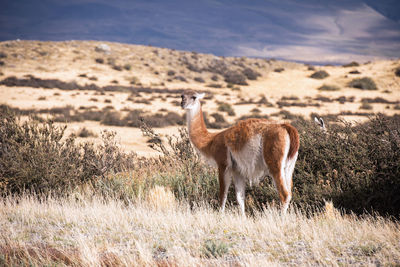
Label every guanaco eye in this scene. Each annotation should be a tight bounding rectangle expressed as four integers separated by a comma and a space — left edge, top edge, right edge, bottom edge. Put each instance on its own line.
191, 96, 196, 100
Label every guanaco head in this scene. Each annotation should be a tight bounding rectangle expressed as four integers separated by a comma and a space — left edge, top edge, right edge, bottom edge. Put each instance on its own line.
180, 91, 205, 110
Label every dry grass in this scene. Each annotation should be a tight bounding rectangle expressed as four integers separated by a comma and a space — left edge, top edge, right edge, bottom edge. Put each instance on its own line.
1, 195, 399, 266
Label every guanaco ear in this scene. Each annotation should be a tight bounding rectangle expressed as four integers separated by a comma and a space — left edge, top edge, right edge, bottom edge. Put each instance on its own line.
319, 118, 325, 129
195, 92, 205, 99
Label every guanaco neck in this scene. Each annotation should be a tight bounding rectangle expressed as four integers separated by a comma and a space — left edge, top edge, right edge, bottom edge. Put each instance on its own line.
186, 104, 214, 153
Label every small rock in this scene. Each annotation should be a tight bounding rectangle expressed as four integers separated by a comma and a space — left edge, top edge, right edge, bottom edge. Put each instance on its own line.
95, 43, 111, 54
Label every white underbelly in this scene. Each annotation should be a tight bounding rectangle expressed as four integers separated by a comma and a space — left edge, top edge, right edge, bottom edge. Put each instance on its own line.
228, 134, 270, 186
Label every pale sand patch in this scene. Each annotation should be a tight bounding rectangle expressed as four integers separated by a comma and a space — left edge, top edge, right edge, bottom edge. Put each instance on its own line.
64, 121, 182, 157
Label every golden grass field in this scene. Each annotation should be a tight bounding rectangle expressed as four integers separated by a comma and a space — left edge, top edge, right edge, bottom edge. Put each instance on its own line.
1, 40, 400, 266
1, 194, 399, 266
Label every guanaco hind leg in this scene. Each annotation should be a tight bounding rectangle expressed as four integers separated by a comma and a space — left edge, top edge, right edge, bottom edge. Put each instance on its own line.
218, 166, 231, 212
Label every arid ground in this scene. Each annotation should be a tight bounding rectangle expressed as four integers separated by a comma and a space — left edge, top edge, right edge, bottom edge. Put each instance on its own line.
1, 40, 399, 156
1, 40, 400, 266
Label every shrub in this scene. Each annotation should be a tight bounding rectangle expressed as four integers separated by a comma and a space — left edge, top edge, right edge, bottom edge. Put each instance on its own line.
76, 127, 97, 138
395, 67, 400, 77
349, 70, 361, 74
318, 84, 340, 91
310, 70, 329, 79
361, 97, 397, 104
0, 52, 7, 58
348, 77, 377, 90
194, 77, 205, 83
123, 64, 132, 71
307, 65, 316, 71
243, 68, 261, 80
112, 65, 122, 71
273, 68, 284, 73
95, 58, 104, 64
290, 115, 400, 216
0, 110, 135, 196
175, 75, 187, 82
207, 83, 222, 88
210, 112, 226, 123
167, 70, 175, 76
202, 239, 229, 258
224, 70, 248, 85
101, 111, 124, 126
217, 102, 235, 116
342, 61, 359, 67
359, 102, 373, 110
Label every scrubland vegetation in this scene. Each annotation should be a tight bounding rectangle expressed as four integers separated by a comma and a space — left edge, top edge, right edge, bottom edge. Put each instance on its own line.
1, 108, 399, 266
1, 40, 399, 265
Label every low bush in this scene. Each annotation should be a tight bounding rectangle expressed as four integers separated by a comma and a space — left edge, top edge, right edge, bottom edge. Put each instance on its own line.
243, 68, 261, 80
0, 109, 135, 196
175, 76, 187, 82
359, 102, 373, 110
348, 77, 377, 90
224, 70, 248, 85
318, 84, 340, 91
76, 127, 97, 138
349, 70, 361, 74
342, 61, 359, 67
335, 96, 355, 104
310, 70, 329, 79
395, 67, 400, 77
112, 65, 122, 71
217, 102, 235, 116
273, 68, 284, 73
291, 115, 400, 216
194, 77, 205, 83
361, 97, 397, 104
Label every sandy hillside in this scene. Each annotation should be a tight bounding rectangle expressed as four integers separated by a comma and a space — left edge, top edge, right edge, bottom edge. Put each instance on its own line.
0, 40, 399, 156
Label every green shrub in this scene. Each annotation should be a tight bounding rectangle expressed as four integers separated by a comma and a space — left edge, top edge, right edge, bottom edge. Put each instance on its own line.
194, 77, 205, 83
395, 67, 400, 77
349, 70, 361, 74
243, 67, 260, 80
202, 239, 230, 258
348, 77, 377, 90
217, 102, 235, 116
95, 58, 104, 64
76, 127, 97, 138
0, 110, 135, 196
310, 70, 329, 79
359, 102, 373, 110
291, 115, 400, 216
224, 70, 248, 85
318, 84, 340, 91
342, 61, 359, 67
